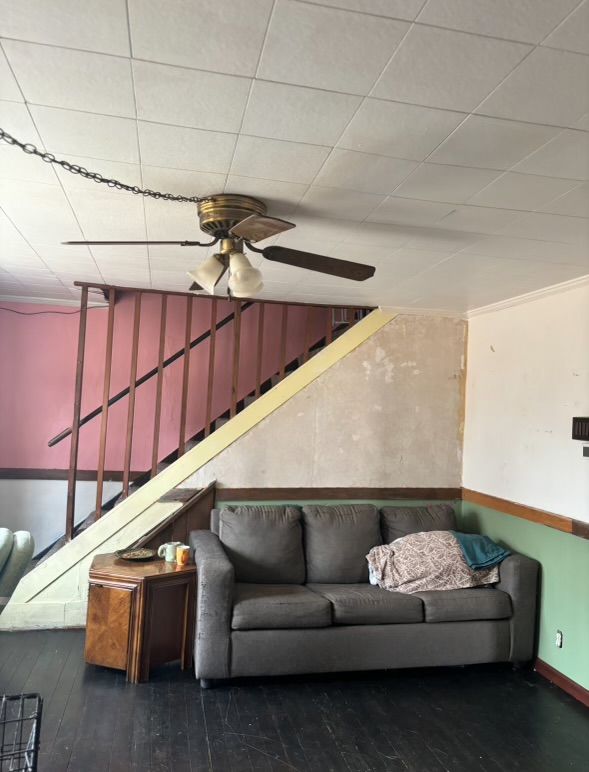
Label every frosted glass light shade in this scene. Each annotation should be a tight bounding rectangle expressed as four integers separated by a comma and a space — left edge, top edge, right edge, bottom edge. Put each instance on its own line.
228, 251, 263, 297
187, 253, 226, 294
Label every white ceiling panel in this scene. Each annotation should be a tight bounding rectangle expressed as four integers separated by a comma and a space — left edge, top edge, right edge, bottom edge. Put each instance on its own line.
0, 101, 57, 184
464, 235, 589, 265
429, 115, 559, 170
513, 130, 589, 180
2, 40, 136, 118
242, 81, 361, 146
418, 0, 580, 44
540, 183, 589, 217
142, 166, 225, 198
393, 164, 500, 204
367, 197, 456, 227
543, 0, 589, 54
337, 99, 465, 162
314, 149, 417, 195
137, 121, 236, 173
224, 176, 307, 216
230, 135, 330, 184
436, 204, 520, 234
128, 0, 273, 76
0, 180, 82, 243
66, 188, 146, 239
468, 172, 578, 210
30, 105, 139, 162
499, 211, 589, 243
0, 46, 22, 101
133, 61, 251, 133
477, 47, 589, 128
0, 0, 131, 56
258, 0, 409, 94
372, 26, 530, 111
53, 156, 142, 191
309, 0, 424, 19
297, 186, 385, 220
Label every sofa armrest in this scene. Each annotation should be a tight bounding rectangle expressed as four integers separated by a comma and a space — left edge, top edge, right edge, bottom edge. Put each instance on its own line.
496, 553, 539, 663
190, 530, 235, 679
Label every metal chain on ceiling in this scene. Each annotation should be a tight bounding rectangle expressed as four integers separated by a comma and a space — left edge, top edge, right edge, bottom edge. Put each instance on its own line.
0, 128, 214, 204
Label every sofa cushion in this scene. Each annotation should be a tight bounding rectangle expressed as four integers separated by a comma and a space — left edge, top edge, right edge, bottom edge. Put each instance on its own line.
232, 584, 332, 630
307, 583, 424, 625
218, 506, 305, 584
416, 588, 512, 623
380, 504, 456, 543
302, 505, 381, 583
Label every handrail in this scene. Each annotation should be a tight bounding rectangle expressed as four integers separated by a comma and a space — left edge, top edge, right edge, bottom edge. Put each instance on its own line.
48, 299, 255, 447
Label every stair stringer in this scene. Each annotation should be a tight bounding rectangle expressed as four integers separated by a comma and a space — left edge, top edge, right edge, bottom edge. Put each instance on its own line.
0, 309, 396, 630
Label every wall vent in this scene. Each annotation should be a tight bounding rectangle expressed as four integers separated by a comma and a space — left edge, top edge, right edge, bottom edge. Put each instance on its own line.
572, 417, 589, 441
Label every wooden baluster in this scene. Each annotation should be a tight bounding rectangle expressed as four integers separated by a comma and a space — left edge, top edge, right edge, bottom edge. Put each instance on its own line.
65, 286, 89, 541
151, 295, 167, 477
255, 303, 264, 399
279, 305, 289, 380
326, 307, 333, 345
178, 295, 192, 457
302, 306, 313, 364
230, 301, 242, 418
204, 298, 217, 437
122, 291, 141, 499
95, 289, 116, 517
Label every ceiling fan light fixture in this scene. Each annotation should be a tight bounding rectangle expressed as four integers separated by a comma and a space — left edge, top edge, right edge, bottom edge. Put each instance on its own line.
187, 252, 226, 294
227, 251, 263, 297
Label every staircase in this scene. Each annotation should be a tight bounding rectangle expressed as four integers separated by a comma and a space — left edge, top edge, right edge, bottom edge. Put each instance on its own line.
44, 283, 373, 552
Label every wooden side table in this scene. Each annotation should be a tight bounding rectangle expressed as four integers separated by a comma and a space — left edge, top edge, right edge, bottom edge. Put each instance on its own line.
84, 553, 196, 683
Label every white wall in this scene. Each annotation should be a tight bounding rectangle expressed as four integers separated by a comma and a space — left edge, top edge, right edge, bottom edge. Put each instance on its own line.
463, 281, 589, 522
0, 479, 121, 554
185, 315, 467, 489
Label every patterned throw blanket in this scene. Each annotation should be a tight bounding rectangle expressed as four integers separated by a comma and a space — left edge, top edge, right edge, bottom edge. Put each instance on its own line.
367, 530, 499, 594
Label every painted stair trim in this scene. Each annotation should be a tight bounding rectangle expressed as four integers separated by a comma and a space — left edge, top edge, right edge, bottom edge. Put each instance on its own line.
0, 309, 396, 630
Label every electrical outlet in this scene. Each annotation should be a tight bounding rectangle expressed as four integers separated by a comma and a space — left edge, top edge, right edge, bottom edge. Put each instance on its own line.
555, 630, 563, 648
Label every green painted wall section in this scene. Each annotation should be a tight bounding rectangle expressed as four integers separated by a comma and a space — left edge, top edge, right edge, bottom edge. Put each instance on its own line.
459, 502, 589, 692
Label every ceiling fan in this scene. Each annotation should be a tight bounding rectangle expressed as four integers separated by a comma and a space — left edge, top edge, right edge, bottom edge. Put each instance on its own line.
64, 194, 376, 298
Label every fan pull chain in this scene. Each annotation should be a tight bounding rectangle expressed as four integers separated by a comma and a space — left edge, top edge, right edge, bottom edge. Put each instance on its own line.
0, 127, 213, 204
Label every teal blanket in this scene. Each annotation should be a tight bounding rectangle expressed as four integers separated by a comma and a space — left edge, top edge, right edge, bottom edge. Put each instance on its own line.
451, 531, 510, 570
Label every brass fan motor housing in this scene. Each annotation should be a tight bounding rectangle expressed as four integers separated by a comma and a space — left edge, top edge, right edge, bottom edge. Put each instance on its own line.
197, 194, 267, 237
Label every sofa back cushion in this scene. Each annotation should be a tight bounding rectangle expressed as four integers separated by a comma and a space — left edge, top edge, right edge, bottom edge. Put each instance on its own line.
218, 506, 305, 584
380, 504, 456, 543
302, 505, 381, 583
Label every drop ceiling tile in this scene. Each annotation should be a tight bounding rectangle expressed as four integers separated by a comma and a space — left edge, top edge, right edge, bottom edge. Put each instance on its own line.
429, 115, 559, 170
53, 156, 142, 191
372, 26, 530, 111
468, 172, 578, 210
314, 149, 417, 194
0, 0, 131, 56
30, 105, 139, 163
230, 135, 330, 184
540, 182, 589, 217
477, 47, 589, 128
575, 113, 589, 130
513, 130, 589, 181
91, 245, 148, 262
258, 0, 409, 95
308, 0, 424, 19
143, 197, 205, 240
418, 0, 580, 44
297, 186, 385, 220
364, 246, 448, 283
0, 179, 83, 243
337, 99, 465, 161
465, 235, 589, 265
401, 226, 481, 254
142, 166, 225, 198
366, 197, 456, 227
0, 46, 22, 101
393, 163, 499, 203
129, 0, 273, 75
3, 40, 135, 118
242, 81, 361, 146
133, 61, 251, 134
138, 122, 236, 174
437, 204, 520, 234
67, 188, 146, 240
223, 176, 307, 217
499, 211, 589, 243
543, 0, 589, 54
0, 101, 57, 183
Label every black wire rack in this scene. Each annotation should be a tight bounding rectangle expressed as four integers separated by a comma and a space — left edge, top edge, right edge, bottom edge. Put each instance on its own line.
0, 694, 43, 772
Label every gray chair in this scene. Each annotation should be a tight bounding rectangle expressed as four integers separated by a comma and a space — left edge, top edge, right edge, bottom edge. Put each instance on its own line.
190, 504, 538, 687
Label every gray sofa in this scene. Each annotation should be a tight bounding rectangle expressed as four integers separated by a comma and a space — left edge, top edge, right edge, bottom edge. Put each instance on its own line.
189, 504, 538, 687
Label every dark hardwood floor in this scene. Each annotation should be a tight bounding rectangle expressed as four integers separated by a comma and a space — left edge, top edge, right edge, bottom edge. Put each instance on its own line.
1, 630, 588, 771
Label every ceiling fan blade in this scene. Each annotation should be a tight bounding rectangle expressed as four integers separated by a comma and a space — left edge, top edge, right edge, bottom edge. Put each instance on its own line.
63, 240, 205, 246
230, 214, 295, 243
262, 246, 375, 281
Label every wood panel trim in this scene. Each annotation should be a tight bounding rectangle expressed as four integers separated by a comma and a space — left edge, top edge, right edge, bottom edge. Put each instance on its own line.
535, 659, 589, 708
461, 488, 577, 536
215, 487, 462, 501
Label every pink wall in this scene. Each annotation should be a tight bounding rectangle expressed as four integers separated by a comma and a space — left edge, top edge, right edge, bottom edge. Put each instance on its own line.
0, 296, 331, 472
